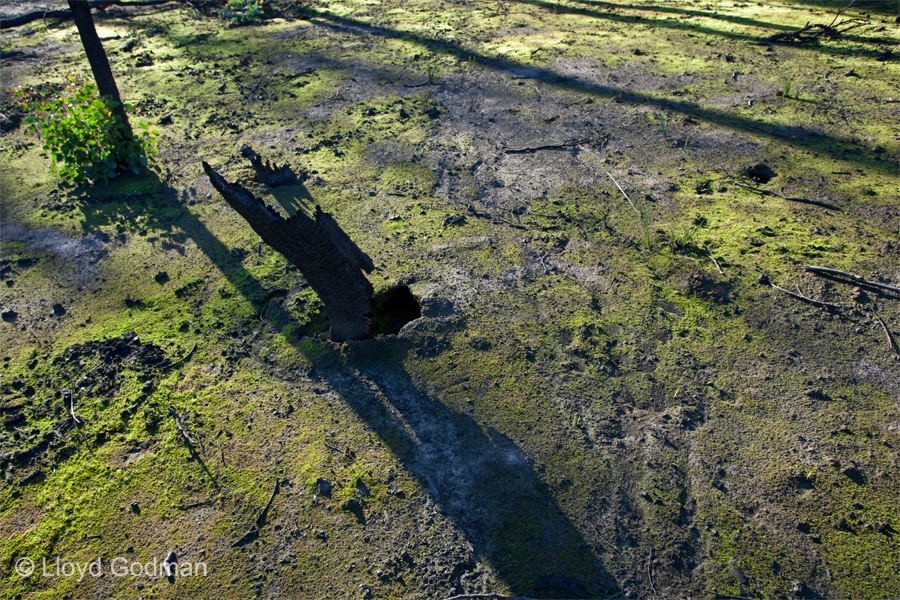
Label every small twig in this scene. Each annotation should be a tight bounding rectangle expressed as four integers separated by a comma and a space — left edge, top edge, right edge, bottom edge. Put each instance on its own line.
764, 275, 847, 309
648, 548, 657, 596
506, 134, 607, 154
731, 179, 840, 211
323, 442, 343, 453
66, 376, 81, 424
869, 308, 897, 353
608, 173, 640, 218
231, 478, 280, 547
700, 241, 723, 274
176, 499, 214, 510
82, 534, 102, 541
259, 299, 271, 322
805, 265, 900, 295
168, 406, 197, 446
440, 595, 537, 600
166, 343, 196, 369
218, 442, 225, 467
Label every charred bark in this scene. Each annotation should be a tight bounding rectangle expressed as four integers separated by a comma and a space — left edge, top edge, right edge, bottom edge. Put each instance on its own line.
202, 162, 374, 342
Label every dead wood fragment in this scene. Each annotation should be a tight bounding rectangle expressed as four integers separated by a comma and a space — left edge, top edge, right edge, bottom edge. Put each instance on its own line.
176, 499, 214, 510
869, 308, 898, 353
765, 277, 848, 310
730, 179, 840, 211
805, 265, 900, 295
165, 343, 196, 369
1, 0, 186, 30
765, 2, 868, 44
232, 478, 279, 547
168, 406, 197, 446
203, 161, 374, 341
506, 132, 607, 154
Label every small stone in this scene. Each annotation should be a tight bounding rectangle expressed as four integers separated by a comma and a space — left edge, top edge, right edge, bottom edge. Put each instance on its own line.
27, 359, 37, 369
141, 381, 154, 393
125, 545, 134, 553
52, 303, 66, 316
728, 556, 748, 584
154, 271, 169, 284
1, 308, 17, 321
872, 144, 884, 153
315, 478, 331, 495
341, 497, 361, 510
756, 273, 770, 285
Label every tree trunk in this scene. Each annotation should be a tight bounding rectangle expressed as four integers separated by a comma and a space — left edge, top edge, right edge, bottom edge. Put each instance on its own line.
202, 162, 375, 342
67, 0, 132, 137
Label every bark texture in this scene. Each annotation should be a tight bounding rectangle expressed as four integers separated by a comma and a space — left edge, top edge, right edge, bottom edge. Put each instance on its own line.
202, 162, 374, 342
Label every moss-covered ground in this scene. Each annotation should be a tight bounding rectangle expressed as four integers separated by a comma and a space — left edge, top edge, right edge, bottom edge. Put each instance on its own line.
1, 0, 899, 598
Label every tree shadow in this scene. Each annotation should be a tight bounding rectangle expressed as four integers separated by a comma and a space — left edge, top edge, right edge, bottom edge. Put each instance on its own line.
303, 334, 616, 598
300, 8, 895, 177
72, 170, 275, 309
71, 169, 613, 596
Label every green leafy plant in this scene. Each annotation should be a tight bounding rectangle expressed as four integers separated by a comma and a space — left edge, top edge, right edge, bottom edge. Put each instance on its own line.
781, 77, 793, 98
218, 0, 264, 25
683, 57, 694, 75
15, 76, 157, 185
672, 222, 703, 250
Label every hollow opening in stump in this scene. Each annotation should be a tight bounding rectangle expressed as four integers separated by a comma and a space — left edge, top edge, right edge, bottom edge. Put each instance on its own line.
369, 286, 421, 335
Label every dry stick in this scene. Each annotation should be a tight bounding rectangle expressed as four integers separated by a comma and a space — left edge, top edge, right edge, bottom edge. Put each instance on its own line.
730, 179, 840, 211
648, 548, 657, 597
805, 265, 900, 295
506, 134, 607, 154
166, 343, 196, 369
177, 499, 214, 510
869, 308, 898, 353
168, 406, 197, 446
231, 478, 280, 548
768, 280, 847, 309
700, 240, 724, 275
440, 595, 537, 600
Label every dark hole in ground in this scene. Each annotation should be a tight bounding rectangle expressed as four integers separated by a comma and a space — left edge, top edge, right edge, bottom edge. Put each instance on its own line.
369, 285, 421, 335
746, 162, 776, 184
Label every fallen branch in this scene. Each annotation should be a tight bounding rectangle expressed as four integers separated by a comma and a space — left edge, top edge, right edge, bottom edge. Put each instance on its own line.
730, 179, 840, 211
760, 274, 847, 309
168, 406, 197, 446
232, 478, 280, 547
805, 265, 900, 295
506, 133, 607, 154
1, 0, 186, 29
765, 2, 868, 44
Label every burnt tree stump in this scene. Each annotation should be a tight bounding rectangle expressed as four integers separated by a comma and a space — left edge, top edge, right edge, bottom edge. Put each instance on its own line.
202, 161, 374, 342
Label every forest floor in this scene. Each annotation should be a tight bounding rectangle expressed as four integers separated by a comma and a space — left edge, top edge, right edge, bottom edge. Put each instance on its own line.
1, 1, 899, 599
